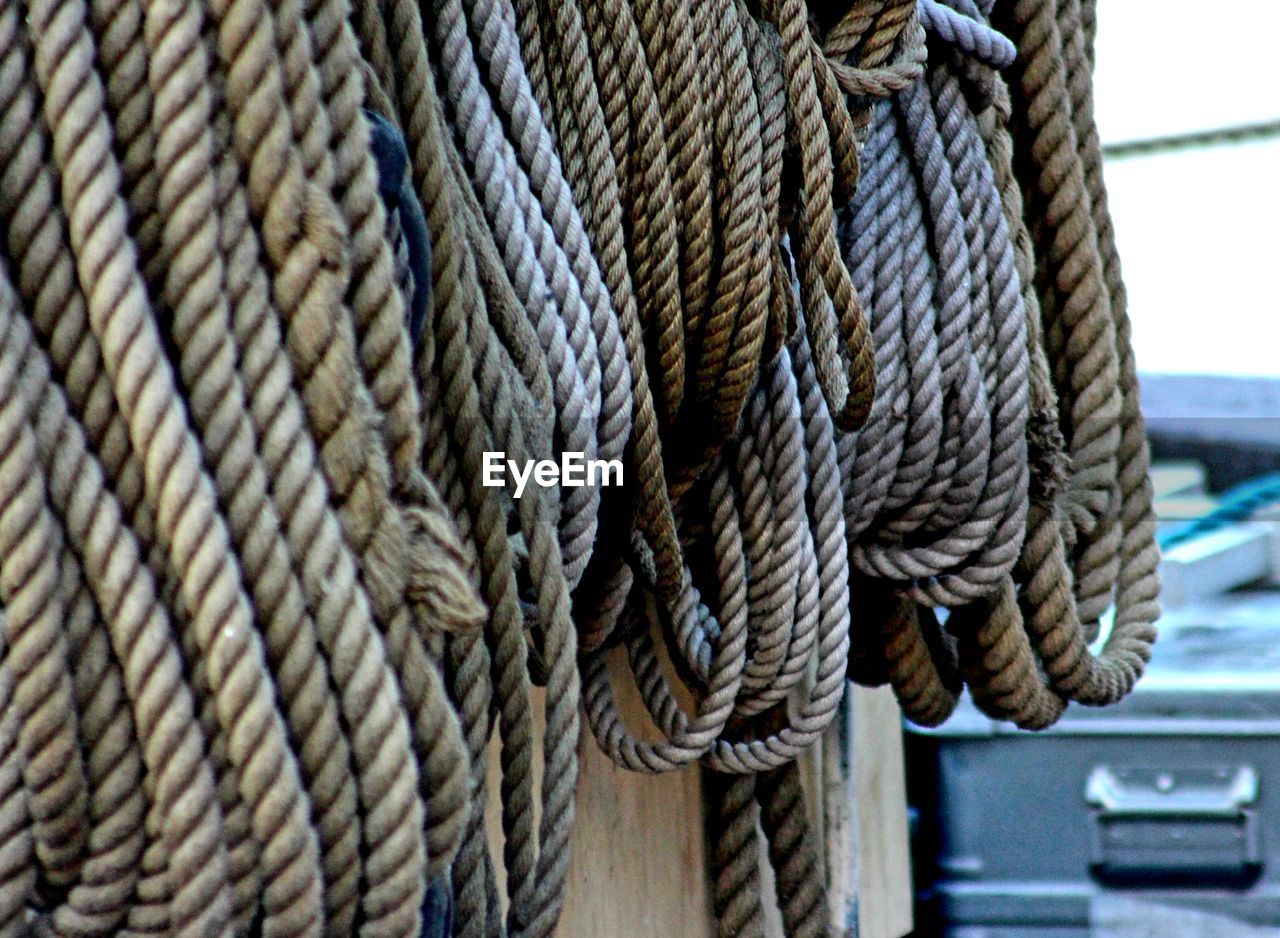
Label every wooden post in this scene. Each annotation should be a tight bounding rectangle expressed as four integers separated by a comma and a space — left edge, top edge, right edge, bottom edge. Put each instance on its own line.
854, 686, 914, 938
483, 652, 914, 936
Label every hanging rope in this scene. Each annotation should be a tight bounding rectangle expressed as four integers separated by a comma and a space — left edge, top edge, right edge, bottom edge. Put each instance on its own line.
0, 0, 1158, 934
834, 0, 1159, 737
0, 0, 482, 931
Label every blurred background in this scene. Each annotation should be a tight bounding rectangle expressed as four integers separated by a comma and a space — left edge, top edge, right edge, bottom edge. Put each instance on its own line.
906, 2, 1280, 935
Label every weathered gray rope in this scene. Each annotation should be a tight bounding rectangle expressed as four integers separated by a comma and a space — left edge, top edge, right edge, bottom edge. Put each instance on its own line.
430, 0, 606, 590
831, 79, 1024, 623
398, 0, 1151, 932
921, 0, 1016, 67
841, 0, 1157, 734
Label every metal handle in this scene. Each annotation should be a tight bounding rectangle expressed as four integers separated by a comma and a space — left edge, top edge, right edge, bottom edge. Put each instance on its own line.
1086, 765, 1261, 886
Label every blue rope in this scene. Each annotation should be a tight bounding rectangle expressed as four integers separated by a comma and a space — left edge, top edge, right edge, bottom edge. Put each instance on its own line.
1158, 472, 1280, 550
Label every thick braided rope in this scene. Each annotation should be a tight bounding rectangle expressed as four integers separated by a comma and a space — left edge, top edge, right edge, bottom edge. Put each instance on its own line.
509, 0, 762, 752
441, 124, 582, 935
990, 0, 1158, 706
634, 0, 713, 358
849, 61, 1030, 605
952, 43, 1074, 730
819, 20, 1016, 727
25, 0, 267, 914
766, 0, 876, 430
514, 0, 651, 641
207, 66, 432, 938
37, 445, 147, 934
22, 0, 331, 934
215, 0, 480, 915
0, 10, 236, 904
0, 260, 234, 933
589, 0, 685, 436
375, 0, 499, 876
757, 761, 829, 938
519, 7, 860, 788
0, 266, 89, 897
459, 123, 579, 938
539, 0, 703, 634
467, 0, 632, 480
428, 0, 605, 589
610, 341, 848, 774
995, 0, 1121, 558
921, 0, 1016, 67
831, 1, 1154, 733
296, 0, 426, 494
0, 0, 170, 659
0, 615, 32, 937
417, 160, 511, 936
6, 272, 149, 936
705, 770, 766, 938
251, 1, 473, 931
0, 0, 484, 930
369, 9, 587, 931
383, 17, 514, 930
458, 1, 1150, 928
36, 7, 248, 912
139, 2, 365, 930
839, 99, 910, 537
1059, 0, 1160, 658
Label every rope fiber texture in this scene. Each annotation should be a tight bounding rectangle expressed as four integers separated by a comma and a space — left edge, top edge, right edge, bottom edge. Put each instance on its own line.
0, 0, 1157, 933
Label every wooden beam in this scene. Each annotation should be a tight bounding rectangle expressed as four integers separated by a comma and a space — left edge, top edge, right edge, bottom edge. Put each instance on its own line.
855, 685, 914, 938
481, 655, 912, 936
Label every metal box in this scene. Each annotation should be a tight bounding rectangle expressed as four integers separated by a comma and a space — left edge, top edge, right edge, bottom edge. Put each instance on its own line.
907, 590, 1280, 936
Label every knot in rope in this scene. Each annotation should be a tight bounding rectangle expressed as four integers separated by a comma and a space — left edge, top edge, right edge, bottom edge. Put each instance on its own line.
822, 9, 929, 99
920, 0, 1018, 68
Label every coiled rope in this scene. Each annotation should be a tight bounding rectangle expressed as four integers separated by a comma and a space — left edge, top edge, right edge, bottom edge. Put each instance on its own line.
834, 0, 1160, 737
0, 0, 1158, 934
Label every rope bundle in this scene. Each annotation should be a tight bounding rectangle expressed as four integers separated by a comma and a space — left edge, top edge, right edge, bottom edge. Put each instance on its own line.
0, 0, 482, 931
819, 0, 1160, 737
0, 0, 1158, 935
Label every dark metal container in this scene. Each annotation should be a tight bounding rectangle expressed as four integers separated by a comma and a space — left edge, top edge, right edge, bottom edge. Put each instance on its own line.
908, 590, 1280, 936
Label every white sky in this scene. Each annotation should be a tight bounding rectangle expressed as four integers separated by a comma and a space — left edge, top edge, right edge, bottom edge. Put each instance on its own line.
1092, 0, 1280, 377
